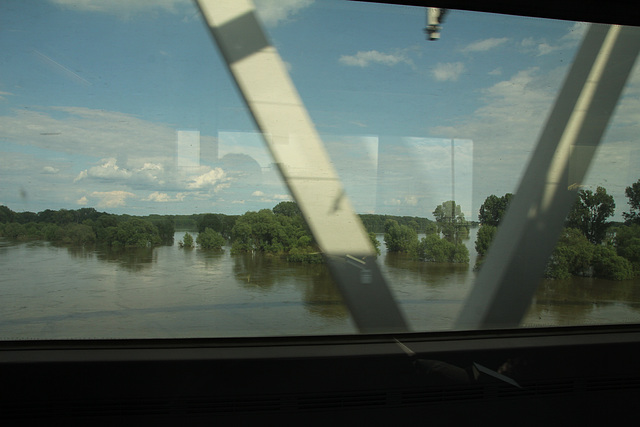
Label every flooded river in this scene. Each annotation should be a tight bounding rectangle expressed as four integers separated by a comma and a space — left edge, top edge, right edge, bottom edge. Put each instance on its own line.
2, 231, 640, 339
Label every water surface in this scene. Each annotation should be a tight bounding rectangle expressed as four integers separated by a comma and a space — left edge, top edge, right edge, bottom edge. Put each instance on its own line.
2, 231, 640, 339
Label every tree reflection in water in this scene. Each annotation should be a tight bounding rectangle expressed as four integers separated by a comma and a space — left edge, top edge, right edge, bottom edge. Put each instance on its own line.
95, 246, 157, 272
232, 253, 348, 319
526, 277, 640, 326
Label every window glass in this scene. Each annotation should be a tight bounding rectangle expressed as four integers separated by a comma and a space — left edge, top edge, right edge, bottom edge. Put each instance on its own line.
1, 0, 639, 339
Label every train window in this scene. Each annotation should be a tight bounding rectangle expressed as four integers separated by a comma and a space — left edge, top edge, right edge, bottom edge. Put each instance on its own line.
1, 0, 639, 340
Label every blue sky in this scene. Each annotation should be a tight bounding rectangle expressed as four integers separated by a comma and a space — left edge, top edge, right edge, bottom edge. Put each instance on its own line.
1, 0, 639, 220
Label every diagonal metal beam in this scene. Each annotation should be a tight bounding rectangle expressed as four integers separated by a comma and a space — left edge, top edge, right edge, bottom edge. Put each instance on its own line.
456, 24, 640, 330
195, 0, 408, 333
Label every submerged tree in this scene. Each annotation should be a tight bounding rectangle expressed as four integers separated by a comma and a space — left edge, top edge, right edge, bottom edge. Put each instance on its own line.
474, 193, 513, 262
475, 224, 497, 257
197, 228, 225, 250
416, 233, 469, 263
432, 200, 469, 243
368, 232, 381, 256
478, 193, 513, 227
566, 186, 615, 244
180, 232, 194, 248
383, 219, 418, 253
230, 203, 313, 256
545, 227, 634, 280
613, 224, 640, 274
623, 179, 640, 225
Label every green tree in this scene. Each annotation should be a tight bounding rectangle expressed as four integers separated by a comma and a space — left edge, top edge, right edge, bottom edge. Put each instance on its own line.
566, 186, 615, 244
592, 246, 634, 280
197, 213, 223, 233
417, 234, 448, 262
15, 211, 37, 224
478, 193, 513, 227
613, 224, 640, 274
197, 228, 225, 250
417, 233, 469, 263
109, 219, 161, 248
43, 224, 65, 242
0, 205, 15, 223
383, 219, 418, 253
24, 222, 44, 239
545, 228, 594, 279
2, 222, 27, 239
149, 216, 175, 242
181, 232, 194, 248
624, 179, 640, 224
94, 214, 118, 242
475, 224, 497, 257
368, 232, 381, 256
272, 201, 301, 217
433, 200, 469, 242
76, 207, 100, 223
65, 224, 96, 245
231, 209, 306, 254
425, 222, 438, 235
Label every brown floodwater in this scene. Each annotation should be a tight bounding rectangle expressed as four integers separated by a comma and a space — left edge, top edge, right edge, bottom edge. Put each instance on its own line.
1, 230, 639, 340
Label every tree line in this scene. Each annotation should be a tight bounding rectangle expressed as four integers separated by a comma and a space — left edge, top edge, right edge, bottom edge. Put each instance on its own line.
0, 202, 380, 260
0, 206, 174, 249
475, 179, 640, 280
0, 200, 463, 263
5, 178, 639, 275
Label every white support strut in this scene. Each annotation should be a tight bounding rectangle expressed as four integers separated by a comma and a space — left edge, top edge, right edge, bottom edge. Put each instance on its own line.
196, 0, 408, 333
456, 24, 640, 330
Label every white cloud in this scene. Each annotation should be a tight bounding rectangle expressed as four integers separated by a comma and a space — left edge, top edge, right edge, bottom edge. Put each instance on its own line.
0, 91, 13, 101
91, 190, 135, 208
74, 158, 165, 185
143, 191, 185, 202
48, 0, 188, 18
273, 194, 290, 200
427, 58, 640, 220
42, 166, 60, 174
87, 158, 132, 180
561, 22, 589, 43
520, 22, 587, 56
186, 168, 228, 190
52, 0, 315, 26
144, 192, 170, 202
339, 50, 412, 68
252, 190, 265, 197
432, 62, 465, 82
140, 162, 163, 171
536, 43, 558, 56
404, 195, 418, 206
254, 0, 313, 27
76, 196, 88, 205
0, 106, 176, 162
461, 37, 508, 53
73, 170, 88, 183
431, 67, 555, 140
429, 67, 559, 200
520, 37, 559, 56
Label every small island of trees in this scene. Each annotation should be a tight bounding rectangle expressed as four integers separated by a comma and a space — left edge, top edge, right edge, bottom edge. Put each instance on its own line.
383, 200, 470, 264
